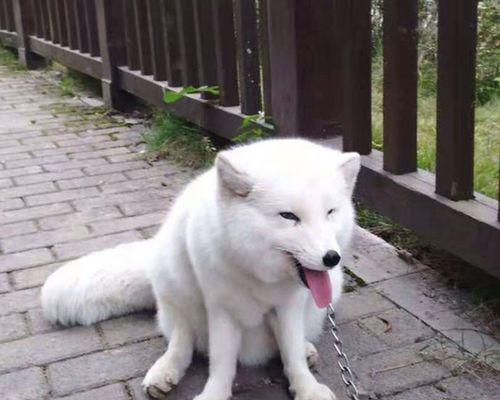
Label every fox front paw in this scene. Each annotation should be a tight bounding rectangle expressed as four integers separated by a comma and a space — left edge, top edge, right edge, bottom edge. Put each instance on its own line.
292, 382, 337, 400
142, 365, 180, 400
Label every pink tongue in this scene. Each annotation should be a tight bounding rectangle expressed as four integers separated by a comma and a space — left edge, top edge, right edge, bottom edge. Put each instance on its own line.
304, 269, 332, 308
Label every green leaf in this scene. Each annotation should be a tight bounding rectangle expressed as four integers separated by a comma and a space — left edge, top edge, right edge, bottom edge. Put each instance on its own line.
164, 90, 186, 104
164, 86, 220, 105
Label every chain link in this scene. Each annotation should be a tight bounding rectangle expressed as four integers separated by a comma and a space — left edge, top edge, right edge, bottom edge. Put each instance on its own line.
328, 304, 360, 400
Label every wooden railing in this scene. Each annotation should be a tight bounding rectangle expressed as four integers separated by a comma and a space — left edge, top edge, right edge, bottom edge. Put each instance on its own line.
0, 0, 16, 47
1, 0, 499, 277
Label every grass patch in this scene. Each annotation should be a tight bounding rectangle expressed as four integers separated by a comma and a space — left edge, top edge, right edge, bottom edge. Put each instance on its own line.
143, 111, 217, 169
0, 43, 25, 72
51, 64, 102, 98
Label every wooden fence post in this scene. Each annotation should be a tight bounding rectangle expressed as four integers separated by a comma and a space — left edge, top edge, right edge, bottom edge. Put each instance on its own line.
435, 0, 478, 200
12, 0, 45, 68
266, 0, 338, 138
383, 0, 418, 174
335, 0, 372, 154
95, 0, 132, 110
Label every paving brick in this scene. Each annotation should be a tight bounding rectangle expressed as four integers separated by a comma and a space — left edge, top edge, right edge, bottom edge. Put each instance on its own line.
33, 145, 93, 158
0, 178, 12, 188
0, 142, 56, 156
107, 152, 139, 163
386, 374, 500, 400
48, 338, 165, 396
351, 226, 390, 250
55, 383, 129, 400
72, 189, 174, 210
1, 202, 73, 225
57, 172, 127, 190
94, 140, 133, 151
25, 187, 100, 206
70, 147, 130, 160
0, 367, 49, 400
0, 326, 103, 374
0, 151, 32, 162
11, 263, 60, 290
1, 226, 90, 253
84, 160, 149, 176
348, 242, 429, 285
27, 308, 63, 335
0, 220, 38, 239
78, 126, 131, 137
124, 165, 184, 180
42, 158, 108, 173
346, 342, 451, 397
0, 132, 39, 141
0, 288, 40, 316
14, 169, 84, 185
127, 377, 149, 400
0, 248, 55, 273
422, 309, 499, 357
0, 181, 56, 199
318, 320, 388, 357
54, 230, 143, 260
384, 385, 448, 400
100, 312, 160, 347
0, 139, 20, 148
335, 288, 395, 325
0, 273, 10, 293
359, 308, 435, 347
21, 133, 78, 145
0, 314, 28, 342
112, 130, 144, 141
90, 213, 165, 235
100, 176, 164, 194
0, 198, 24, 211
56, 135, 109, 148
40, 206, 122, 230
4, 154, 69, 169
375, 270, 462, 319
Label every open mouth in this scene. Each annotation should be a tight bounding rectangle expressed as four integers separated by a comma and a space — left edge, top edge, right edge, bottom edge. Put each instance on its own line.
293, 257, 309, 287
291, 256, 332, 309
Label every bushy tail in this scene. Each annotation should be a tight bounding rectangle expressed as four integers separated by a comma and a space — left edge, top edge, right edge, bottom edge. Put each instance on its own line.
41, 240, 156, 326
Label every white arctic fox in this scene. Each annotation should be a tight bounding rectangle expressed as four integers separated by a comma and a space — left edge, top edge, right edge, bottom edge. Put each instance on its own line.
42, 139, 360, 400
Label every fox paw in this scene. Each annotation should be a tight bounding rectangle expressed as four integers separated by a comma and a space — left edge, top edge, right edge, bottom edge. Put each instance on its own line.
142, 365, 181, 399
292, 382, 337, 400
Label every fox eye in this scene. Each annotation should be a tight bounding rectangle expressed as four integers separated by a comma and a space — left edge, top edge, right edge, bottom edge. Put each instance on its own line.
279, 212, 300, 222
327, 208, 337, 216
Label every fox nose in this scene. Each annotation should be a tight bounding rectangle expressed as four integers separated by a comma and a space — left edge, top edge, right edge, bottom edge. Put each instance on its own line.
322, 250, 341, 268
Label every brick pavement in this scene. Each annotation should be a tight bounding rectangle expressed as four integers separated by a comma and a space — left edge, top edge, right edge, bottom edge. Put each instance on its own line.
0, 65, 498, 400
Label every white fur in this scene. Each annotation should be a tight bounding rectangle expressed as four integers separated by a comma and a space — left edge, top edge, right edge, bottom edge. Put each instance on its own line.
41, 139, 360, 400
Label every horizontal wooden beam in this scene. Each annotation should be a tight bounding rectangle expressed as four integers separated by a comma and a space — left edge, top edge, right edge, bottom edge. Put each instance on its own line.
118, 66, 272, 141
322, 137, 500, 278
0, 29, 18, 48
29, 36, 102, 79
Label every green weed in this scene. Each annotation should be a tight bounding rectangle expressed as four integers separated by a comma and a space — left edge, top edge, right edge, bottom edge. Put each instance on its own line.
0, 43, 25, 72
142, 112, 217, 169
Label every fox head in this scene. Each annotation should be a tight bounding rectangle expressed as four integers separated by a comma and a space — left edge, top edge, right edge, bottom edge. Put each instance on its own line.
215, 139, 360, 289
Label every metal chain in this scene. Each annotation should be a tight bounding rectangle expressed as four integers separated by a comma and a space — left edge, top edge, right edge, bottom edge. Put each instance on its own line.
327, 304, 360, 400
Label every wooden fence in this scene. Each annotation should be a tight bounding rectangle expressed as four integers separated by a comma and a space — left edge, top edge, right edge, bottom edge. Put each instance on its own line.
1, 0, 499, 277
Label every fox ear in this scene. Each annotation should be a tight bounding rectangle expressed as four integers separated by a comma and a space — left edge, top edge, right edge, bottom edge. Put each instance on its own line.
339, 152, 361, 193
216, 152, 253, 197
